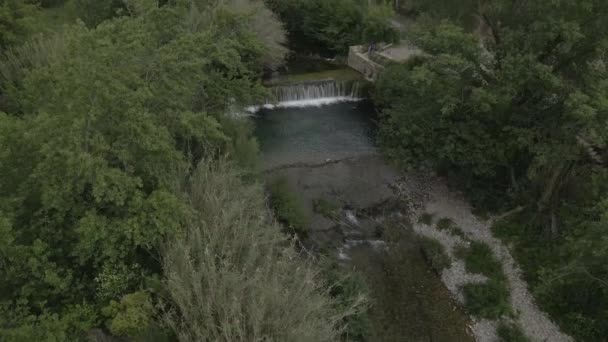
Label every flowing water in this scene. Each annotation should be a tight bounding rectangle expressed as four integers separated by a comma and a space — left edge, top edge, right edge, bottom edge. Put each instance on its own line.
255, 79, 473, 341
255, 100, 375, 168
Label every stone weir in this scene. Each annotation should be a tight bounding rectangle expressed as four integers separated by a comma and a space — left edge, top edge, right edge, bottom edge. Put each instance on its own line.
249, 79, 365, 111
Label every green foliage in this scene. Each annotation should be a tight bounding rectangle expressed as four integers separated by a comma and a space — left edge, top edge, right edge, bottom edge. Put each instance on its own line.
463, 279, 511, 319
494, 207, 608, 341
418, 235, 451, 273
459, 241, 511, 319
320, 260, 370, 341
0, 1, 276, 339
0, 0, 38, 48
376, 3, 608, 337
266, 0, 398, 54
66, 0, 125, 27
462, 241, 503, 279
418, 212, 434, 225
162, 161, 357, 341
268, 177, 310, 236
436, 216, 468, 240
436, 217, 454, 231
102, 291, 154, 339
497, 320, 530, 342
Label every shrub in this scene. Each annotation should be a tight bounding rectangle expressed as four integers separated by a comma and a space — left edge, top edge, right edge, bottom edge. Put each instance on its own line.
162, 161, 358, 341
436, 217, 467, 239
321, 260, 370, 341
463, 279, 511, 319
102, 291, 154, 340
463, 241, 503, 279
436, 217, 455, 231
418, 236, 451, 273
268, 177, 310, 237
266, 0, 398, 54
497, 320, 530, 342
418, 212, 434, 225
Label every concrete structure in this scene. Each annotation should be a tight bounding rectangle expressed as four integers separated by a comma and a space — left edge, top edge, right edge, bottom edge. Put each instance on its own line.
347, 42, 423, 81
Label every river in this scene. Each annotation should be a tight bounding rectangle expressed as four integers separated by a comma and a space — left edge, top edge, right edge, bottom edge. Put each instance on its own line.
254, 83, 473, 341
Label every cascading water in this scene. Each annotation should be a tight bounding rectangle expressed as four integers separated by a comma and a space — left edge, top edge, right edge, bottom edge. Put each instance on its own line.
274, 80, 361, 102
247, 80, 363, 112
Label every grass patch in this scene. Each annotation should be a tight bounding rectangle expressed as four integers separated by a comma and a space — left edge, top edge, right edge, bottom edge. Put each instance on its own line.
320, 260, 370, 341
436, 217, 454, 230
312, 198, 340, 218
459, 241, 512, 319
436, 217, 468, 239
463, 279, 511, 319
463, 241, 503, 279
418, 236, 451, 273
497, 321, 530, 342
418, 212, 434, 225
268, 178, 310, 237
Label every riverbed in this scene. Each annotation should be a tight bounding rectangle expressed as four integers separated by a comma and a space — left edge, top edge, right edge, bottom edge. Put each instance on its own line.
256, 101, 473, 341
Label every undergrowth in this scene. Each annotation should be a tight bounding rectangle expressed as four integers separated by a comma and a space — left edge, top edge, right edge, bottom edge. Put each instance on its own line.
268, 177, 310, 237
418, 235, 451, 273
497, 320, 530, 342
436, 217, 467, 239
458, 241, 512, 319
462, 279, 511, 319
418, 212, 434, 225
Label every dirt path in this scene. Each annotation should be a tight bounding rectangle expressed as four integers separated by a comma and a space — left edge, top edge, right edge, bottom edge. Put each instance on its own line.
397, 174, 573, 342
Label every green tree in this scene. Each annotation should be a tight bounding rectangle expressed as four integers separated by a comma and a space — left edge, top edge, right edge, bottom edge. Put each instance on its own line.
266, 0, 398, 54
0, 0, 38, 48
376, 1, 608, 339
0, 1, 270, 338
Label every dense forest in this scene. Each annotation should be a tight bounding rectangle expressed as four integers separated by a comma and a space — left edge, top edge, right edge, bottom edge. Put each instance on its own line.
375, 1, 608, 340
0, 0, 381, 340
1, 0, 608, 341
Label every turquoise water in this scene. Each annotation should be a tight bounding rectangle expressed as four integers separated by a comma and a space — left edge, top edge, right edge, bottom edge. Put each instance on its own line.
254, 102, 376, 167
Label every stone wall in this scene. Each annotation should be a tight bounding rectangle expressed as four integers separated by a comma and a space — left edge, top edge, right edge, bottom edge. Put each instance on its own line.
346, 46, 385, 81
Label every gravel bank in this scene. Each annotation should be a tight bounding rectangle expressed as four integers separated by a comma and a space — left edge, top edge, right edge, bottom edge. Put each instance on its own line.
398, 173, 572, 342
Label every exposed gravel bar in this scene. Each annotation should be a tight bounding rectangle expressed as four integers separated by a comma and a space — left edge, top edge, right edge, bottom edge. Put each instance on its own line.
397, 173, 573, 342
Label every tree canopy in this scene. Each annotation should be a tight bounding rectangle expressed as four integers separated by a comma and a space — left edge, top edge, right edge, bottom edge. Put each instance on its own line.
375, 1, 608, 339
0, 1, 349, 340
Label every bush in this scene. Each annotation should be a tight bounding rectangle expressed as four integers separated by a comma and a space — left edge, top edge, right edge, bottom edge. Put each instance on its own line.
463, 279, 511, 319
436, 217, 454, 230
418, 236, 451, 273
102, 291, 155, 340
460, 241, 512, 319
268, 177, 310, 236
463, 241, 503, 279
66, 0, 125, 27
436, 217, 468, 239
321, 260, 370, 341
162, 161, 356, 341
266, 0, 398, 54
497, 320, 530, 342
418, 212, 434, 225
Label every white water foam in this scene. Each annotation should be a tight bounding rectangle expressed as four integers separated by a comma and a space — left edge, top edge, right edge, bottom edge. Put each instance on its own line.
246, 96, 361, 113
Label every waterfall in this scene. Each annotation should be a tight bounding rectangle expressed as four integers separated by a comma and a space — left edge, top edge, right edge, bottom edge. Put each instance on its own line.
247, 80, 363, 112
